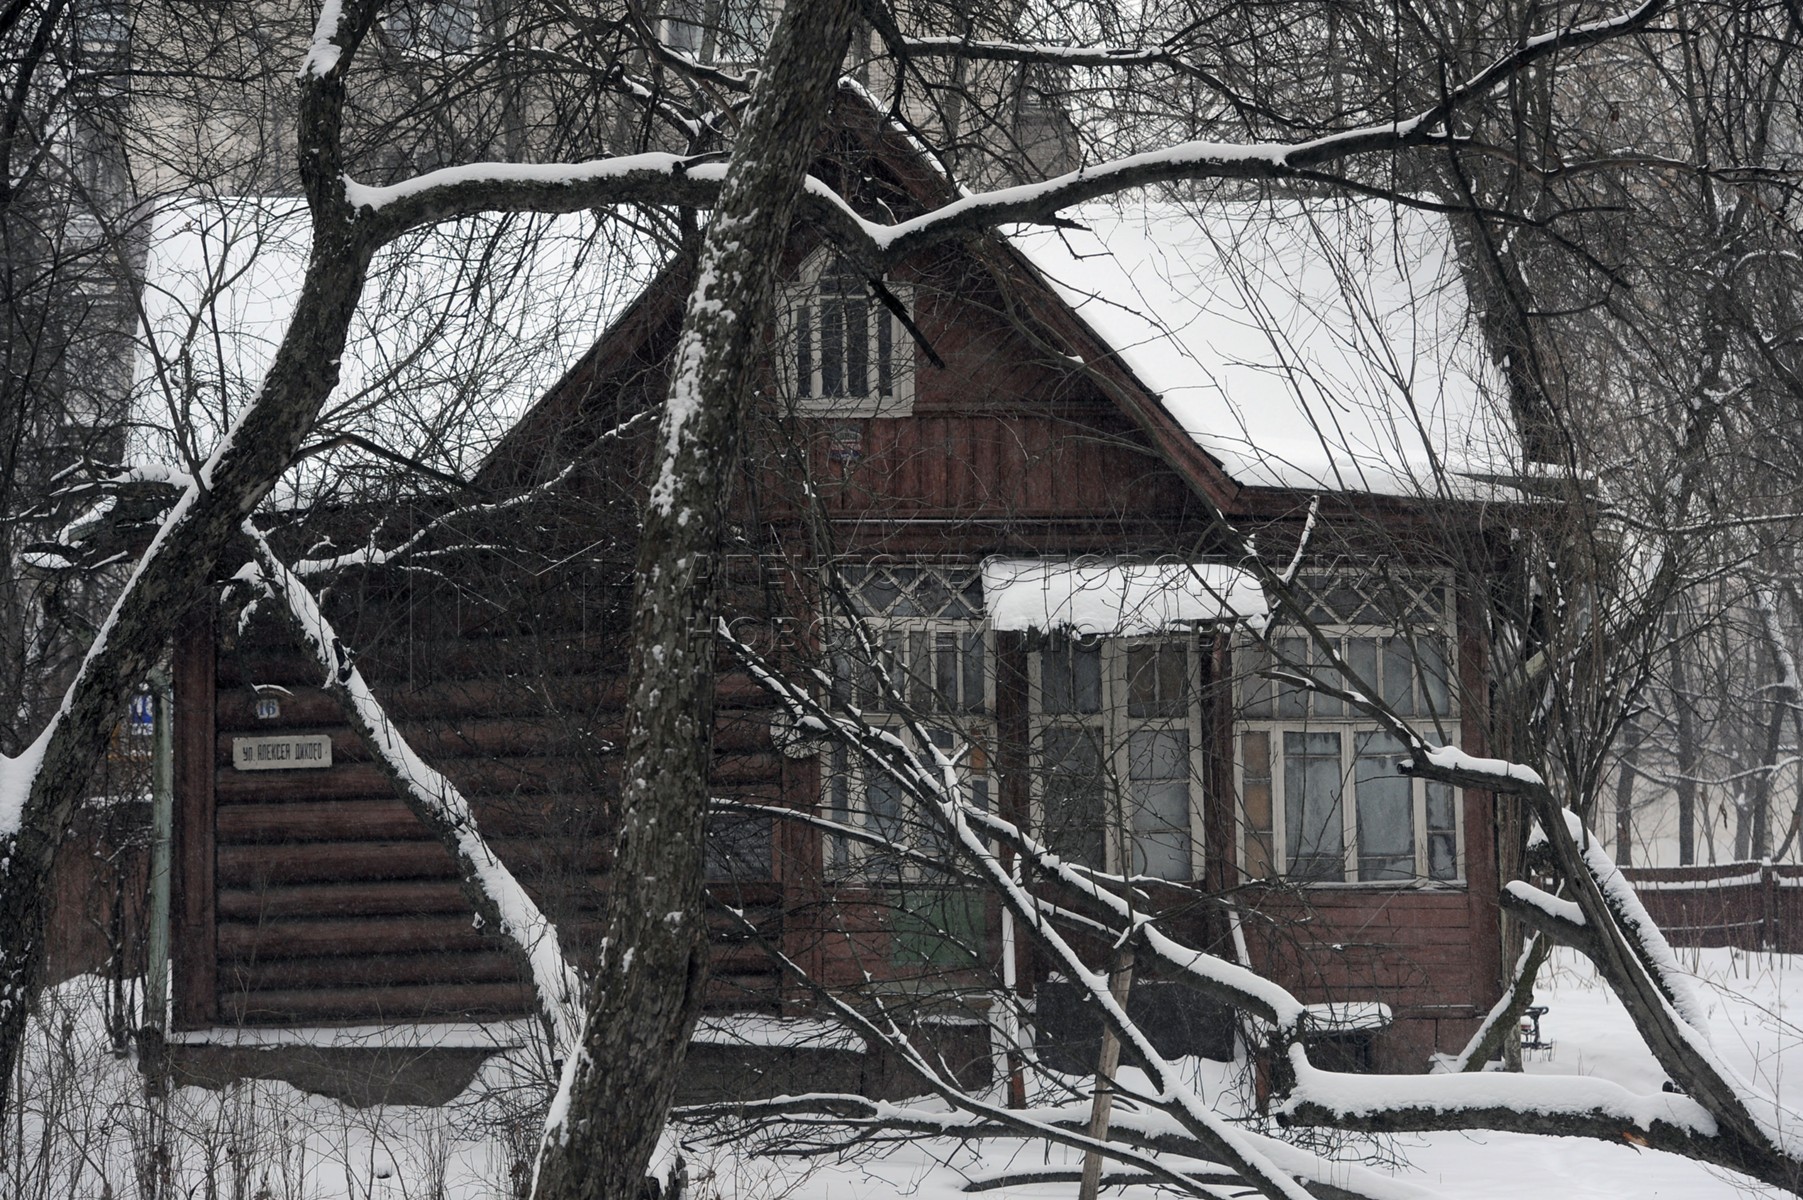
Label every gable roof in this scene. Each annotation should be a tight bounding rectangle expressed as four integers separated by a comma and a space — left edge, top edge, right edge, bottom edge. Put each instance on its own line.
1004, 199, 1512, 499
487, 92, 1514, 510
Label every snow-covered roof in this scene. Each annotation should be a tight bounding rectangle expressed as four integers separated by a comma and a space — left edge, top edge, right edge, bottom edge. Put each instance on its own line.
982, 556, 1267, 636
133, 197, 663, 492
1004, 198, 1515, 497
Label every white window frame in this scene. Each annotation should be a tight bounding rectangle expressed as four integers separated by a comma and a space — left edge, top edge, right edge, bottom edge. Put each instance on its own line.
823, 564, 991, 880
1235, 612, 1465, 886
781, 248, 915, 418
1028, 634, 1207, 883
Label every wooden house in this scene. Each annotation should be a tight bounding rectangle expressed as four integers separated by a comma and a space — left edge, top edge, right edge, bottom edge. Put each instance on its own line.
166, 90, 1521, 1077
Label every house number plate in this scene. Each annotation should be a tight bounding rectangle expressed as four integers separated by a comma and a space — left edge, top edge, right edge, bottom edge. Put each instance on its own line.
231, 734, 333, 771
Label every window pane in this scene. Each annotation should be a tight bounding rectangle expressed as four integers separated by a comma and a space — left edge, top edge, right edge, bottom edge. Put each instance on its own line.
1131, 781, 1191, 881
1042, 643, 1072, 714
962, 631, 986, 714
1426, 783, 1456, 832
1130, 728, 1190, 882
1073, 641, 1102, 712
1354, 731, 1413, 881
1127, 645, 1156, 716
1276, 637, 1309, 718
828, 745, 850, 872
1128, 643, 1187, 717
1042, 726, 1104, 870
846, 298, 869, 395
855, 569, 899, 616
1313, 639, 1343, 717
1428, 833, 1458, 881
867, 772, 904, 880
821, 298, 843, 394
795, 304, 813, 395
886, 567, 922, 616
877, 306, 894, 396
909, 630, 931, 710
957, 572, 984, 619
1042, 639, 1101, 714
830, 648, 855, 710
913, 570, 949, 616
921, 729, 959, 860
1420, 637, 1451, 715
1382, 637, 1415, 716
1239, 641, 1273, 716
1128, 728, 1188, 781
869, 632, 899, 711
1242, 731, 1273, 878
1347, 637, 1378, 709
1284, 731, 1343, 880
934, 631, 957, 710
1426, 783, 1457, 880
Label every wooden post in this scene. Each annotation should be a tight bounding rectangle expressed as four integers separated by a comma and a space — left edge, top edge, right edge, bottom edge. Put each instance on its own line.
1078, 946, 1135, 1200
1764, 862, 1779, 953
995, 631, 1032, 1107
171, 602, 217, 1029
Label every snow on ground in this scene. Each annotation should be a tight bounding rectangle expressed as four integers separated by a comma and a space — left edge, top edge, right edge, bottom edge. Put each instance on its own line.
11, 947, 1802, 1198
760, 947, 1802, 1200
4, 975, 556, 1199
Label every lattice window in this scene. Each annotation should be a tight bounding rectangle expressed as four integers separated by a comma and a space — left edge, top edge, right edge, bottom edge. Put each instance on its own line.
1236, 570, 1462, 885
1031, 635, 1204, 882
823, 563, 991, 879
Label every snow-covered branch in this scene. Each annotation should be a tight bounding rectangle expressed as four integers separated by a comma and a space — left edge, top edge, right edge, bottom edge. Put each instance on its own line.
343, 153, 726, 237
347, 0, 1668, 273
722, 606, 1803, 1191
290, 461, 578, 576
243, 524, 583, 1061
1498, 884, 1597, 955
704, 905, 1321, 1200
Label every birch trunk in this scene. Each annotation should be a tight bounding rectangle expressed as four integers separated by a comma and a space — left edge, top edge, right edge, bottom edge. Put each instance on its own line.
529, 2, 859, 1196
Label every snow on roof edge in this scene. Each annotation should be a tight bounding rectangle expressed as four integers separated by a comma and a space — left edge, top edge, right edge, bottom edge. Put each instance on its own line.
983, 556, 1267, 637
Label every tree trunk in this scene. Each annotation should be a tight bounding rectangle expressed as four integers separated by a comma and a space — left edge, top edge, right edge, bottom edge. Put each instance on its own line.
1614, 714, 1641, 868
1669, 636, 1699, 865
0, 223, 375, 1099
0, 0, 380, 1110
528, 2, 859, 1197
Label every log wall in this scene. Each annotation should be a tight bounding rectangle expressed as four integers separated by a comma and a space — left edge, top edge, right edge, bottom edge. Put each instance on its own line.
174, 541, 791, 1029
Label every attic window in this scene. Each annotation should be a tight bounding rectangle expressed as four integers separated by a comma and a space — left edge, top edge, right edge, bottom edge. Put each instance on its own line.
785, 250, 913, 418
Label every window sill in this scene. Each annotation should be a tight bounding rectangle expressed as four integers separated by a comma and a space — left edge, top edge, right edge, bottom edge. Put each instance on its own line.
793, 395, 914, 418
1241, 877, 1468, 892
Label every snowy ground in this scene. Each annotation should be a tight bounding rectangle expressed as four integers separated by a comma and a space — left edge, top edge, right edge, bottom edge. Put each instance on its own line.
754, 947, 1800, 1200
8, 947, 1800, 1198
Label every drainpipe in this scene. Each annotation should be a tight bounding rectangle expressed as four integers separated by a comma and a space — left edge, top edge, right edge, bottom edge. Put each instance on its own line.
141, 667, 174, 1085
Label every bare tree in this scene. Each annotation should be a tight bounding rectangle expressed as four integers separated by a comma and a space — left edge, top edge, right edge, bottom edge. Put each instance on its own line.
17, 2, 1803, 1200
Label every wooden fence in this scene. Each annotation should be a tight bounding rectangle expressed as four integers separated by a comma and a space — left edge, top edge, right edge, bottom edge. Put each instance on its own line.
1621, 862, 1803, 952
